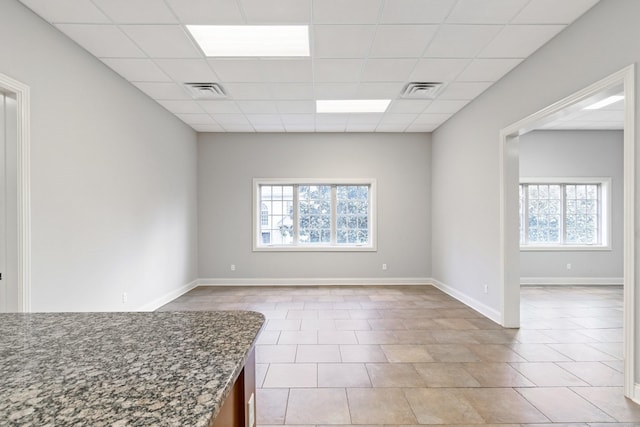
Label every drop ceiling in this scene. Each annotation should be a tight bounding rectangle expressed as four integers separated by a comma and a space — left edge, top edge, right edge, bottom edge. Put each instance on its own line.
19, 0, 600, 133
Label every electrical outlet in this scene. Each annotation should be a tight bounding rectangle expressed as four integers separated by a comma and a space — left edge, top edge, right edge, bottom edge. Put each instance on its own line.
122, 292, 128, 303
382, 263, 387, 271
566, 263, 572, 270
483, 284, 488, 294
230, 264, 236, 271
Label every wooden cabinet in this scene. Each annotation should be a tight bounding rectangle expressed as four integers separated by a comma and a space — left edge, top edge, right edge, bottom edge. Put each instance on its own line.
211, 348, 256, 427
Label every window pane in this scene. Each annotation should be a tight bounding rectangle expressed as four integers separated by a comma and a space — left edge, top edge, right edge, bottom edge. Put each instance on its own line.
298, 185, 331, 244
259, 185, 294, 245
564, 184, 599, 244
336, 185, 369, 245
525, 184, 560, 244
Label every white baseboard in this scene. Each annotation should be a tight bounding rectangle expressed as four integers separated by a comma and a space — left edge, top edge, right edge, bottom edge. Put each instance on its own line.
634, 383, 640, 405
520, 277, 623, 286
197, 277, 432, 286
136, 280, 199, 312
431, 278, 502, 325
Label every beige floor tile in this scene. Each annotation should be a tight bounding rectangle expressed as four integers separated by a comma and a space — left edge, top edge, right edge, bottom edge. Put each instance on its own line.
265, 318, 302, 331
256, 344, 297, 363
296, 344, 341, 362
334, 319, 371, 331
286, 388, 351, 424
339, 345, 388, 363
263, 363, 317, 388
403, 388, 485, 424
462, 362, 535, 387
256, 330, 280, 345
300, 319, 337, 330
433, 318, 479, 330
380, 344, 434, 362
510, 362, 589, 387
460, 388, 549, 423
286, 309, 319, 319
548, 343, 620, 361
467, 344, 527, 362
571, 386, 640, 422
393, 330, 438, 344
557, 361, 624, 386
278, 330, 318, 344
318, 330, 358, 344
256, 388, 289, 425
348, 309, 382, 319
516, 387, 616, 422
367, 319, 407, 330
355, 330, 400, 344
423, 344, 480, 362
318, 309, 351, 319
413, 363, 481, 387
256, 363, 268, 388
401, 318, 442, 330
509, 343, 572, 361
347, 388, 417, 424
317, 363, 371, 387
366, 363, 427, 387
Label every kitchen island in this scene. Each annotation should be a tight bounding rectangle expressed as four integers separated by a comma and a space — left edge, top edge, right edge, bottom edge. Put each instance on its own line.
0, 310, 264, 426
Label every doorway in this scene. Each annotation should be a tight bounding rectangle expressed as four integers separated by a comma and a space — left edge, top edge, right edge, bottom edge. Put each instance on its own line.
0, 72, 31, 313
499, 65, 637, 401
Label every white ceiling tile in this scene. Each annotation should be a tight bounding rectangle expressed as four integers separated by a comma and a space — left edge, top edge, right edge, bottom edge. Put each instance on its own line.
276, 100, 315, 114
211, 114, 251, 125
512, 0, 600, 24
346, 123, 379, 132
271, 84, 314, 100
284, 124, 314, 132
361, 59, 416, 82
423, 25, 502, 58
208, 60, 266, 82
314, 84, 359, 99
163, 0, 244, 24
479, 25, 565, 58
424, 100, 469, 114
380, 0, 456, 24
253, 124, 286, 132
224, 83, 272, 99
376, 123, 410, 132
240, 0, 311, 23
313, 0, 383, 24
157, 100, 205, 114
191, 124, 225, 132
406, 123, 438, 132
314, 59, 363, 82
199, 100, 242, 114
356, 82, 405, 98
369, 25, 438, 58
236, 100, 278, 114
121, 25, 201, 58
315, 114, 350, 124
409, 58, 470, 82
154, 59, 218, 82
388, 100, 431, 114
222, 124, 255, 132
313, 25, 376, 58
456, 58, 522, 81
348, 113, 384, 124
133, 82, 191, 100
101, 58, 171, 82
315, 125, 347, 132
281, 114, 315, 125
380, 113, 419, 124
246, 114, 283, 126
55, 24, 144, 58
176, 114, 217, 125
92, 0, 177, 23
19, 0, 109, 23
263, 60, 313, 82
446, 0, 529, 24
414, 113, 452, 124
438, 82, 492, 100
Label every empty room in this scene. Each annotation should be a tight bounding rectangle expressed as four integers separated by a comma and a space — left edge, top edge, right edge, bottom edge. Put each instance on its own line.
1, 0, 640, 425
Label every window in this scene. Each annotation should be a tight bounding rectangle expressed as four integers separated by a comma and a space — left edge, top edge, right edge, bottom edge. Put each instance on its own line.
254, 179, 376, 251
519, 178, 611, 250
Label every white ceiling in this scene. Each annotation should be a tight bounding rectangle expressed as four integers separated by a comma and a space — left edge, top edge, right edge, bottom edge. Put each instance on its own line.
539, 93, 624, 130
19, 0, 600, 133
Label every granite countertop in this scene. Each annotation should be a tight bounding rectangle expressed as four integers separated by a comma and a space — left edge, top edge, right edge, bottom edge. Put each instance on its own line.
0, 310, 265, 426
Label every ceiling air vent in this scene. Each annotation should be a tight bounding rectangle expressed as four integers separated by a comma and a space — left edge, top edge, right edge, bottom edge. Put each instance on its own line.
401, 82, 444, 99
184, 82, 227, 100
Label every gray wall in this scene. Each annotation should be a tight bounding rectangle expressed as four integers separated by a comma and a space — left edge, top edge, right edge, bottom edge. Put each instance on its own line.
0, 1, 198, 311
519, 130, 624, 282
198, 132, 431, 282
431, 0, 639, 383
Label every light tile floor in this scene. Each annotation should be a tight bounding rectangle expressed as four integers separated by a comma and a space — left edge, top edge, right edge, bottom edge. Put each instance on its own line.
158, 285, 640, 426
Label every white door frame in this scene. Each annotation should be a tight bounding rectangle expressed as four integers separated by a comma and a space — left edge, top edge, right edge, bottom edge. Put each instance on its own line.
499, 64, 636, 401
0, 73, 31, 313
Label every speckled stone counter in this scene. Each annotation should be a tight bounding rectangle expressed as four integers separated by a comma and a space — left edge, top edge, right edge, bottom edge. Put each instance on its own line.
0, 311, 264, 426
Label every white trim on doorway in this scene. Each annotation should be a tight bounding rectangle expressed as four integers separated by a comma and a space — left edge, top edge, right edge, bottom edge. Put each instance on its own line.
0, 73, 31, 313
499, 64, 636, 402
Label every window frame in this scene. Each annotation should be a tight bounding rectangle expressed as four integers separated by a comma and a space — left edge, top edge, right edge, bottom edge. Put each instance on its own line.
253, 178, 377, 252
519, 177, 612, 251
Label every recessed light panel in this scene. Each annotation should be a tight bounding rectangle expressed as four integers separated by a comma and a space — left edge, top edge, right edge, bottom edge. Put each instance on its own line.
584, 95, 624, 110
187, 25, 310, 57
316, 99, 391, 113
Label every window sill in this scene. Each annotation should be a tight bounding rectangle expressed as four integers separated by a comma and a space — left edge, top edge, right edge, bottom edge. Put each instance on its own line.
520, 245, 611, 252
254, 245, 376, 252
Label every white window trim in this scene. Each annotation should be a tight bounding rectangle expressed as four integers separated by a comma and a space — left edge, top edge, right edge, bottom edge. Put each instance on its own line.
519, 177, 612, 251
253, 178, 377, 252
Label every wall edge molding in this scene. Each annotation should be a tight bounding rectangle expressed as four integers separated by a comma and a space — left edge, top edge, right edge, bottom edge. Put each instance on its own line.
520, 277, 623, 286
431, 278, 502, 325
196, 277, 433, 286
136, 280, 199, 312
